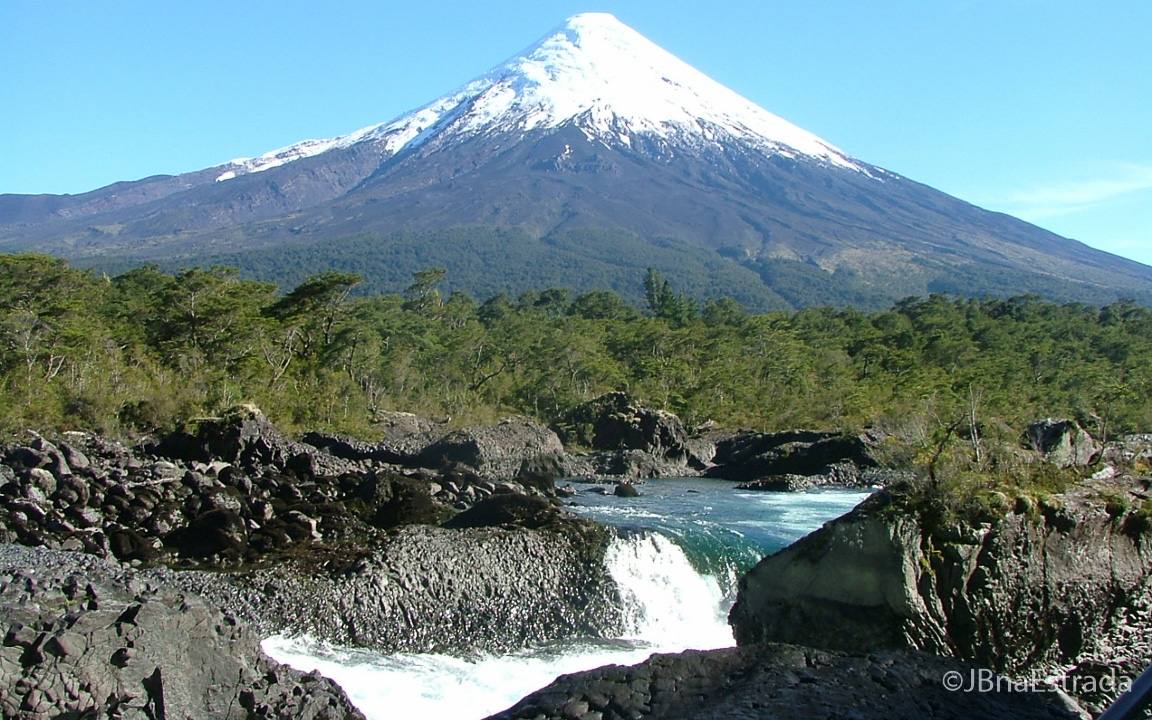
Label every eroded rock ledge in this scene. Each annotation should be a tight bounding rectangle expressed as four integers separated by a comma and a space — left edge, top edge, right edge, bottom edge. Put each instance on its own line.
729, 475, 1152, 715
491, 428, 1152, 720
173, 522, 621, 655
0, 544, 362, 720
485, 644, 1081, 720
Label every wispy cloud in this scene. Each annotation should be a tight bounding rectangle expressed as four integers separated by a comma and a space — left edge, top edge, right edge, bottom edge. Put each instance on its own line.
983, 164, 1152, 220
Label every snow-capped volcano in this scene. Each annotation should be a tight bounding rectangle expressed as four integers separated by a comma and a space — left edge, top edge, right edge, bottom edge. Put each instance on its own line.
217, 13, 860, 182
4, 13, 1152, 310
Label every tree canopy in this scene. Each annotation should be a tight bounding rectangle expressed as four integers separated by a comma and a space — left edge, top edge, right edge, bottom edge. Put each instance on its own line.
1, 253, 1149, 446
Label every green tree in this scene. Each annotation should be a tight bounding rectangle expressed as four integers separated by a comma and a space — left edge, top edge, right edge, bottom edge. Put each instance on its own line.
403, 267, 447, 314
644, 268, 698, 327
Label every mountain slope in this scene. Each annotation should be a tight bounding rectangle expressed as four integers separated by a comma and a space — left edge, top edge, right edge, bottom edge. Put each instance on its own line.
2, 13, 1151, 309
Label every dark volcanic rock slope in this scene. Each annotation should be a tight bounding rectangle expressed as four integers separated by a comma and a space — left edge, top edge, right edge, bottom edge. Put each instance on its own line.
484, 644, 1082, 720
0, 407, 630, 714
188, 522, 620, 655
0, 545, 362, 720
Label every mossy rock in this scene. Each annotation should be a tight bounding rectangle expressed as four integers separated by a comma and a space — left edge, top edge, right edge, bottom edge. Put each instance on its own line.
1103, 493, 1131, 518
1014, 495, 1035, 516
1122, 499, 1152, 538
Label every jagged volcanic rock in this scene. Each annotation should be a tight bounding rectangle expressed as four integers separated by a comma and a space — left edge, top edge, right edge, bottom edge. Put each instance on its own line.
484, 644, 1083, 720
0, 544, 363, 720
728, 472, 1152, 715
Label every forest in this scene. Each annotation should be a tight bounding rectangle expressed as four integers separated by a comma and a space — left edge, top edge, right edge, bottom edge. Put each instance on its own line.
2, 253, 1150, 463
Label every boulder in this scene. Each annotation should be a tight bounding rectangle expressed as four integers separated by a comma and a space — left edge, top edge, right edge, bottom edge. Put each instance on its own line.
174, 509, 249, 562
592, 448, 663, 479
594, 405, 690, 459
556, 392, 695, 462
377, 411, 443, 449
365, 475, 451, 528
1024, 419, 1100, 468
706, 429, 879, 482
513, 451, 568, 492
302, 416, 444, 465
154, 405, 354, 478
613, 482, 640, 497
443, 494, 562, 530
57, 437, 91, 472
415, 417, 565, 482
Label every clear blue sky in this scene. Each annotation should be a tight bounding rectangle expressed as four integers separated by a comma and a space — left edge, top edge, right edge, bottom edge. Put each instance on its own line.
3, 0, 1150, 266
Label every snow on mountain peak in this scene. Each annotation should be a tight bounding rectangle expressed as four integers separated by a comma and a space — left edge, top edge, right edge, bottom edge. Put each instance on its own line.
215, 13, 861, 182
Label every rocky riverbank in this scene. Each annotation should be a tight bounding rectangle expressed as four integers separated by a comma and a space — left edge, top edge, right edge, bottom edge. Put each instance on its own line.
481, 423, 1152, 719
486, 644, 1084, 720
728, 468, 1152, 715
0, 406, 627, 716
552, 392, 890, 488
173, 521, 621, 655
0, 543, 362, 719
0, 395, 883, 576
5, 398, 1139, 719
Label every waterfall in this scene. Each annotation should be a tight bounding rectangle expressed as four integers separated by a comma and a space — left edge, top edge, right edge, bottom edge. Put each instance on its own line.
262, 529, 731, 720
261, 485, 873, 720
604, 530, 735, 649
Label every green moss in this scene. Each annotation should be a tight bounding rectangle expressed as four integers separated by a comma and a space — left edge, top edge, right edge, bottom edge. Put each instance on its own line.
1014, 494, 1035, 517
1102, 491, 1131, 518
1121, 498, 1152, 538
986, 491, 1010, 514
924, 536, 945, 565
879, 456, 1085, 539
918, 554, 932, 573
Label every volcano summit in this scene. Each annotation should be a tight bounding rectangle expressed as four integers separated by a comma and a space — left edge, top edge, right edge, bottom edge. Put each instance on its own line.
2, 13, 1150, 309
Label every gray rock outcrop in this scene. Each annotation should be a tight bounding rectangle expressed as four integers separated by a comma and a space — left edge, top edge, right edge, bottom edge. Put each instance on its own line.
153, 404, 356, 478
485, 644, 1081, 720
302, 411, 444, 464
554, 392, 714, 478
729, 476, 1152, 714
0, 544, 362, 720
705, 429, 880, 483
0, 410, 633, 696
1024, 418, 1101, 468
0, 409, 571, 569
176, 522, 621, 655
415, 417, 566, 481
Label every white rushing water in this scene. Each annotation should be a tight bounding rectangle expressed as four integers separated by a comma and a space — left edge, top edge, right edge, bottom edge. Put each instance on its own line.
604, 532, 732, 648
263, 530, 734, 720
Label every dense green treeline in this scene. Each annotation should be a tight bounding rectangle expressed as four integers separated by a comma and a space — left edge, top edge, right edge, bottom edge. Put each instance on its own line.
81, 227, 1152, 315
154, 228, 793, 313
2, 253, 1150, 448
